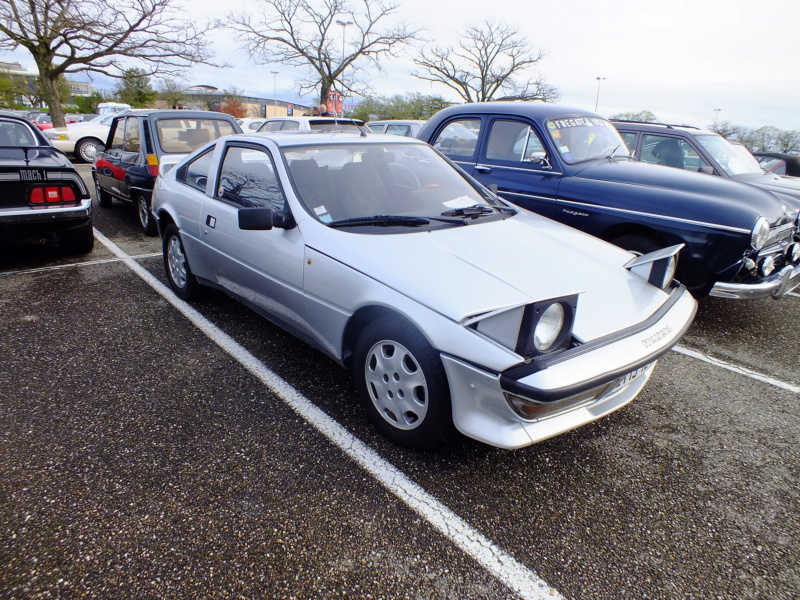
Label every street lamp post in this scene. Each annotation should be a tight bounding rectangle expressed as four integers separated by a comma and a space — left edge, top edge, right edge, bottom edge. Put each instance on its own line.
713, 108, 721, 126
594, 76, 606, 112
271, 71, 278, 117
335, 19, 353, 117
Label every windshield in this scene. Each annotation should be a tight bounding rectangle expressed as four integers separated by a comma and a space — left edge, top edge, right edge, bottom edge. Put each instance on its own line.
695, 135, 763, 176
284, 142, 504, 227
546, 117, 629, 163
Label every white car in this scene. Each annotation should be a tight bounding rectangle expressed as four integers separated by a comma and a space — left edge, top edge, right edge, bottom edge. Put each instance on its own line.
367, 120, 426, 137
44, 113, 116, 162
151, 131, 697, 450
236, 117, 268, 131
257, 116, 366, 132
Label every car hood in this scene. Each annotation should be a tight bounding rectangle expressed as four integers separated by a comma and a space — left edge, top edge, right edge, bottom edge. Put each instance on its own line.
311, 212, 671, 342
573, 159, 790, 223
730, 171, 800, 205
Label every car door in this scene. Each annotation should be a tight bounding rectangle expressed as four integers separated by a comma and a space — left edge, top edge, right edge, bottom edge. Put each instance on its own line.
95, 116, 126, 193
201, 142, 307, 330
639, 133, 711, 174
470, 117, 562, 219
98, 116, 142, 199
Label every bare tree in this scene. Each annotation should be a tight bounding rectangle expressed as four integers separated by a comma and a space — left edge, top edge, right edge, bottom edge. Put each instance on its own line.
412, 20, 558, 103
227, 0, 418, 105
0, 0, 215, 126
710, 120, 739, 139
610, 110, 658, 123
750, 125, 780, 152
775, 129, 800, 153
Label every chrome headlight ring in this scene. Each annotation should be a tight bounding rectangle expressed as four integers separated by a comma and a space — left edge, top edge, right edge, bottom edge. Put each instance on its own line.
751, 217, 770, 250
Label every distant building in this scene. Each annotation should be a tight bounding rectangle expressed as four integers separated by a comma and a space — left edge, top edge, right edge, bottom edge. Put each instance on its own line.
0, 61, 94, 98
182, 83, 311, 118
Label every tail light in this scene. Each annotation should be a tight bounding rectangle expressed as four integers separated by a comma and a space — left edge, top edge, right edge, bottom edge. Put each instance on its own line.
146, 154, 159, 177
29, 185, 78, 205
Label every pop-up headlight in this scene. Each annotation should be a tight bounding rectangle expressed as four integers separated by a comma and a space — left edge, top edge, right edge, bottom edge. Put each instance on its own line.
625, 244, 684, 290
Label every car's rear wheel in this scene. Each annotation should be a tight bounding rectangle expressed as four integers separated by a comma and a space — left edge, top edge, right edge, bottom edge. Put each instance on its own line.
163, 224, 199, 300
353, 316, 453, 449
94, 175, 112, 208
75, 138, 104, 163
60, 222, 94, 255
138, 194, 158, 236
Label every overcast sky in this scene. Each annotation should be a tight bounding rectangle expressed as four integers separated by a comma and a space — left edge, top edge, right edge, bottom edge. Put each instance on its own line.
3, 0, 798, 131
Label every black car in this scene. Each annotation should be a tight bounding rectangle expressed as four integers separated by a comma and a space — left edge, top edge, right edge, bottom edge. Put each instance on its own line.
417, 103, 800, 300
613, 120, 800, 202
93, 110, 241, 235
0, 110, 93, 254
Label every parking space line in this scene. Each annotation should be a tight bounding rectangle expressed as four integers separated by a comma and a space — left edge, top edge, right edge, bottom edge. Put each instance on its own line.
673, 345, 800, 394
0, 253, 161, 277
788, 291, 799, 299
93, 229, 563, 600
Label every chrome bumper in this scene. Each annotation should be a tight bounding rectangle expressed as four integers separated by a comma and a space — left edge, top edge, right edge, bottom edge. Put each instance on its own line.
709, 264, 800, 300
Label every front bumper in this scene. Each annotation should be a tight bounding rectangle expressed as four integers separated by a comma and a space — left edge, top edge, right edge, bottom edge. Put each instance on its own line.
709, 264, 800, 300
441, 285, 697, 449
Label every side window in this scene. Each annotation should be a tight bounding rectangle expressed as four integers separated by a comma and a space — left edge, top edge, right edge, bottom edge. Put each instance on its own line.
280, 121, 300, 131
177, 149, 214, 192
122, 118, 140, 153
385, 124, 410, 136
431, 118, 481, 159
642, 134, 707, 172
619, 132, 637, 153
109, 119, 126, 150
485, 120, 546, 164
264, 121, 283, 132
217, 146, 285, 209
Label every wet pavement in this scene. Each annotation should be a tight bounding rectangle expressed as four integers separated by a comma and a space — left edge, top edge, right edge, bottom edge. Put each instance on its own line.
1, 163, 798, 599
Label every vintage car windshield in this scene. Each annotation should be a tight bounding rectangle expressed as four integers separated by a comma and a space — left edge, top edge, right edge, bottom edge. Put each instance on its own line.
546, 117, 629, 164
695, 135, 763, 176
283, 142, 500, 227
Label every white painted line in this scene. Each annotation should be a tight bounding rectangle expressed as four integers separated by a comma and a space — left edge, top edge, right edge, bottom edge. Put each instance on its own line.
0, 252, 161, 277
788, 291, 800, 299
93, 229, 562, 600
673, 345, 800, 394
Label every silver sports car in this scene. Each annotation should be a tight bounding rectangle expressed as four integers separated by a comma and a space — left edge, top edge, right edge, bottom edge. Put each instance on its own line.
151, 131, 697, 450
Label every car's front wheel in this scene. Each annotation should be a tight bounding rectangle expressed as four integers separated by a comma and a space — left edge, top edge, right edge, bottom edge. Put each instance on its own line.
611, 233, 662, 256
138, 194, 158, 236
353, 316, 453, 449
163, 224, 199, 300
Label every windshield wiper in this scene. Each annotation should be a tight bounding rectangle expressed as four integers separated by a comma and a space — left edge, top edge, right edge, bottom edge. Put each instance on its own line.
329, 215, 433, 228
440, 204, 496, 218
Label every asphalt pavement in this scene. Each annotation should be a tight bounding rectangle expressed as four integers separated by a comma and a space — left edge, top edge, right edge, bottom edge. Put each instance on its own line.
1, 163, 798, 600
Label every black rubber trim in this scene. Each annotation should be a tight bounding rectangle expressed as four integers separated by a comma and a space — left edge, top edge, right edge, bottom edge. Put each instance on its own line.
499, 285, 695, 402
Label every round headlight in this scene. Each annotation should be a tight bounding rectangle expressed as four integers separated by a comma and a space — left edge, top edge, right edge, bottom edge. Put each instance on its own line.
758, 255, 775, 277
788, 243, 800, 264
534, 303, 565, 352
751, 217, 770, 250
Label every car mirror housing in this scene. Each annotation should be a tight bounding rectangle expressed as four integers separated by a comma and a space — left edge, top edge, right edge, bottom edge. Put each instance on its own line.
698, 165, 715, 175
238, 207, 295, 231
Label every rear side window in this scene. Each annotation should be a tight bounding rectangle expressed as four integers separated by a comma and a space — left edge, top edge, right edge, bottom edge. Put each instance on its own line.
0, 120, 38, 147
109, 118, 126, 150
431, 119, 481, 159
216, 145, 285, 209
177, 149, 215, 192
484, 120, 545, 163
156, 118, 238, 153
642, 134, 707, 172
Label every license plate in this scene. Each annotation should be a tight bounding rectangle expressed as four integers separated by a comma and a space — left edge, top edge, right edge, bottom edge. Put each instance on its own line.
20, 169, 43, 181
620, 363, 650, 386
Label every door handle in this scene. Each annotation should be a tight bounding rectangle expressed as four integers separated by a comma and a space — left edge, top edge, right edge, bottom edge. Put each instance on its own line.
205, 215, 216, 229
475, 165, 492, 173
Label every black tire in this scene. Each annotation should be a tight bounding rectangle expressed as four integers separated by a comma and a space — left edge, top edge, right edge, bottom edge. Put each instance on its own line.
138, 193, 158, 236
75, 138, 104, 163
163, 224, 199, 300
60, 222, 94, 255
94, 175, 112, 208
611, 233, 661, 256
353, 316, 454, 449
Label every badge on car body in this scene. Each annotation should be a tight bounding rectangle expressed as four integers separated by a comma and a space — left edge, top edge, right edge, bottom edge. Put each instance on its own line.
20, 169, 43, 181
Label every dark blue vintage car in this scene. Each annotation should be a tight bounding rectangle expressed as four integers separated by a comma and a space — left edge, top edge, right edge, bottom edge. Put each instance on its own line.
418, 103, 800, 299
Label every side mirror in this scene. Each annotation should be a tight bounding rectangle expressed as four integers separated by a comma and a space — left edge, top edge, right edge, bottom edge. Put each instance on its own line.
238, 207, 295, 230
488, 183, 499, 194
698, 165, 715, 175
528, 152, 552, 170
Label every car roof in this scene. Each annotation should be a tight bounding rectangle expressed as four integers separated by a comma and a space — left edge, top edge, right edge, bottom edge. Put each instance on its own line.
428, 101, 604, 121
368, 120, 426, 125
611, 120, 716, 136
114, 109, 238, 119
222, 130, 430, 148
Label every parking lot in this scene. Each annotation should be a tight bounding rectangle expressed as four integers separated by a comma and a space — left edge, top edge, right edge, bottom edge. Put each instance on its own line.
1, 162, 798, 600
